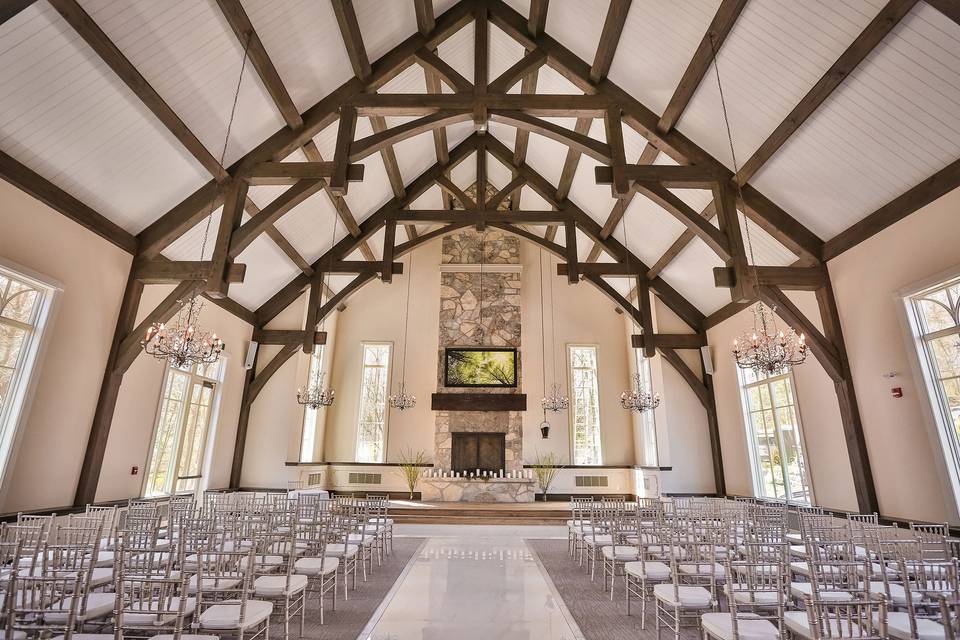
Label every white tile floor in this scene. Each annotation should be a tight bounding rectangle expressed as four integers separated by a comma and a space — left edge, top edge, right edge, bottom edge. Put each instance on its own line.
360, 524, 584, 639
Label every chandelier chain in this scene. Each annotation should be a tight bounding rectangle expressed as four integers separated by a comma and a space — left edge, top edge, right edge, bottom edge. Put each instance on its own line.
708, 32, 756, 268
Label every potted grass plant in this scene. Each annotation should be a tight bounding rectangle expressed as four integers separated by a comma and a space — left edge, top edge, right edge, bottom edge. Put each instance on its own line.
398, 449, 428, 500
531, 451, 563, 501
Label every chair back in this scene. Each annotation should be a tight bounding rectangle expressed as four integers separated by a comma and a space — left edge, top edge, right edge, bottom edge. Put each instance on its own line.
6, 571, 85, 639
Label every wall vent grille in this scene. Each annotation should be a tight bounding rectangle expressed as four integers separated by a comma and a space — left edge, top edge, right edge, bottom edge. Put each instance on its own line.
306, 472, 324, 486
575, 475, 609, 487
348, 472, 382, 485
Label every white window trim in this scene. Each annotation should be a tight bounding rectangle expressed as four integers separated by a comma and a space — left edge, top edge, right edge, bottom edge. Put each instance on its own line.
0, 257, 62, 506
353, 341, 392, 464
141, 358, 226, 498
898, 264, 960, 521
567, 343, 603, 466
737, 368, 815, 505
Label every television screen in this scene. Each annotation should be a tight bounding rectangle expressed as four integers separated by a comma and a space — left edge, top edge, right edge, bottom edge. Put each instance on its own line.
444, 347, 518, 387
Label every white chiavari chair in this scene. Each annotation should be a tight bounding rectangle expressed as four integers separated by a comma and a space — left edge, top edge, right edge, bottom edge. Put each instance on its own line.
601, 502, 640, 597
293, 513, 338, 625
195, 548, 273, 639
653, 537, 718, 640
6, 571, 85, 640
701, 552, 788, 640
783, 595, 887, 640
251, 524, 307, 639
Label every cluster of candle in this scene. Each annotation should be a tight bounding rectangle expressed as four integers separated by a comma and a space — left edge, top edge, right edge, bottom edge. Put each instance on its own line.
424, 468, 534, 480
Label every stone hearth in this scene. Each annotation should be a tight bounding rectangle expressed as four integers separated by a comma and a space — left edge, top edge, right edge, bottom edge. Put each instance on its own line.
420, 477, 535, 503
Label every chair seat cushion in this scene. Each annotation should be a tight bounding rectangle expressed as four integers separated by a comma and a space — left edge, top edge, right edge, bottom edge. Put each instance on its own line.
187, 575, 242, 594
325, 543, 359, 559
46, 592, 116, 622
294, 556, 339, 576
602, 545, 639, 561
863, 581, 918, 605
701, 612, 780, 640
886, 612, 947, 640
653, 584, 713, 608
789, 582, 853, 602
585, 535, 613, 547
625, 561, 671, 580
254, 574, 308, 597
123, 597, 196, 626
369, 518, 394, 525
199, 599, 273, 630
730, 588, 781, 606
678, 563, 726, 578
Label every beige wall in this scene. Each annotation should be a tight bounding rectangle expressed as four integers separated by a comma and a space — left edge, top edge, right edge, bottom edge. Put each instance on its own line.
0, 178, 253, 511
0, 179, 131, 512
827, 186, 960, 523
707, 291, 858, 512
96, 285, 253, 502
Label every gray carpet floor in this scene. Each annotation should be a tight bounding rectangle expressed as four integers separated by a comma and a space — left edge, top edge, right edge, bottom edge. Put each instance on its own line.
274, 537, 424, 640
528, 539, 701, 640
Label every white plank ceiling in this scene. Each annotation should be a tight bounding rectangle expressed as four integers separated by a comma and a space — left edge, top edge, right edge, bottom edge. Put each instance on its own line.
0, 0, 958, 317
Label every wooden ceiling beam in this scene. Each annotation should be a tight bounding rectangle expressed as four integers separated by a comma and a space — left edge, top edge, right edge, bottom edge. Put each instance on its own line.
595, 164, 724, 189
350, 111, 473, 161
242, 161, 365, 185
489, 110, 612, 162
823, 157, 960, 260
486, 0, 824, 263
657, 0, 747, 133
585, 142, 659, 262
131, 260, 246, 284
926, 0, 960, 26
436, 175, 476, 209
255, 134, 482, 325
488, 50, 548, 94
486, 175, 525, 210
48, 0, 228, 181
414, 0, 435, 34
735, 0, 917, 185
251, 329, 327, 346
301, 141, 376, 260
389, 209, 569, 223
414, 48, 474, 93
631, 333, 707, 350
590, 0, 632, 83
634, 182, 730, 260
135, 0, 475, 257
228, 179, 325, 258
350, 93, 611, 116
215, 0, 303, 128
1, 0, 35, 25
0, 150, 137, 254
331, 0, 372, 80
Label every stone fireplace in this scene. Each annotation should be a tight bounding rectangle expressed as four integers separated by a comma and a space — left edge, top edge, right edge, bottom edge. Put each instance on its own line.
425, 230, 534, 502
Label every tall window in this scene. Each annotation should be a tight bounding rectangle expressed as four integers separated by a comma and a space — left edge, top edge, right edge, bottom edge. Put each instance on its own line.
0, 265, 55, 485
739, 368, 811, 504
300, 346, 325, 462
144, 360, 223, 497
634, 350, 659, 467
569, 345, 602, 465
907, 276, 960, 504
355, 343, 391, 463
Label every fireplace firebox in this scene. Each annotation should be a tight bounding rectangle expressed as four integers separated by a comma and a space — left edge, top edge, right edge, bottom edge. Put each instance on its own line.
450, 432, 505, 474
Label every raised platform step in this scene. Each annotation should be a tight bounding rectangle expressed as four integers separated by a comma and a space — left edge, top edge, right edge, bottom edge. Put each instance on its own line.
387, 501, 571, 526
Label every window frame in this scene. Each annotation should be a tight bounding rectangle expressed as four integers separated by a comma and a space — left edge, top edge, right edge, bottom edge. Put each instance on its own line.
299, 345, 326, 463
567, 343, 603, 466
142, 357, 225, 498
633, 349, 659, 467
903, 270, 960, 514
354, 341, 392, 464
0, 259, 60, 499
737, 367, 814, 505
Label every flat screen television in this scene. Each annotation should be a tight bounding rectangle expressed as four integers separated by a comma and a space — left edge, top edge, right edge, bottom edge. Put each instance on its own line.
444, 347, 518, 388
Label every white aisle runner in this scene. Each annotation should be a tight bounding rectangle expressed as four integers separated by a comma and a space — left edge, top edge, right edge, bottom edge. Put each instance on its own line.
360, 525, 584, 640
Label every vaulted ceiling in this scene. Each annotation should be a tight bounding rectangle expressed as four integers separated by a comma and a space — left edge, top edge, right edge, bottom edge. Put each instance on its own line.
2, 0, 959, 321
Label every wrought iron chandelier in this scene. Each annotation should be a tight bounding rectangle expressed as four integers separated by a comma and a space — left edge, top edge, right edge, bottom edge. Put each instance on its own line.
297, 369, 335, 409
141, 296, 224, 369
733, 303, 806, 377
620, 373, 661, 413
707, 34, 807, 375
538, 248, 568, 414
541, 382, 569, 413
142, 36, 254, 369
389, 250, 417, 411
